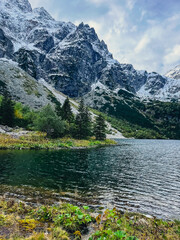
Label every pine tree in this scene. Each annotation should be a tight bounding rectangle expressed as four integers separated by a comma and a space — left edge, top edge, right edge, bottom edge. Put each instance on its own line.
75, 99, 92, 139
83, 106, 92, 137
55, 102, 62, 117
0, 91, 15, 127
61, 97, 74, 122
94, 114, 106, 140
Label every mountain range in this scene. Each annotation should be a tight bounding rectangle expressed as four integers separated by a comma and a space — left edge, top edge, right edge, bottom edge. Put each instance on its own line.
0, 0, 179, 139
0, 0, 179, 101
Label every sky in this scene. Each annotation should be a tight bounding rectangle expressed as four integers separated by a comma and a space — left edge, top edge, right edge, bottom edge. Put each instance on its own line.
29, 0, 180, 74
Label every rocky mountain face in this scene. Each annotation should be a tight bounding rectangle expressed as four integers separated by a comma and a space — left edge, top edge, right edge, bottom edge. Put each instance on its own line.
0, 58, 59, 109
0, 58, 123, 138
0, 0, 179, 102
165, 65, 180, 80
0, 58, 78, 110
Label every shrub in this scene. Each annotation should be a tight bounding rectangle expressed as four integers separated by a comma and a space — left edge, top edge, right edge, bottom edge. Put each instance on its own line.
33, 104, 66, 138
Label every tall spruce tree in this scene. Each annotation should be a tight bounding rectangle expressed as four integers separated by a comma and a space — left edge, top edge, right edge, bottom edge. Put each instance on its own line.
0, 91, 15, 127
61, 97, 74, 122
75, 99, 92, 139
55, 102, 62, 117
94, 114, 106, 140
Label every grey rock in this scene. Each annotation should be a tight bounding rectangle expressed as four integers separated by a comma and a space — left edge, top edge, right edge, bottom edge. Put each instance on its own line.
0, 59, 57, 109
0, 0, 179, 102
165, 65, 180, 80
0, 29, 14, 58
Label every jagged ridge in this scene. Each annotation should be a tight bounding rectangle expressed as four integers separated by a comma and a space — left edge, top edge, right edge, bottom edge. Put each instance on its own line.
0, 0, 179, 101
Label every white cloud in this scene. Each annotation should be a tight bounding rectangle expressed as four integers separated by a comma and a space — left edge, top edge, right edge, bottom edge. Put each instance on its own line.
86, 0, 110, 6
135, 34, 150, 53
126, 0, 136, 10
164, 45, 180, 65
85, 20, 102, 32
140, 10, 146, 21
29, 0, 44, 8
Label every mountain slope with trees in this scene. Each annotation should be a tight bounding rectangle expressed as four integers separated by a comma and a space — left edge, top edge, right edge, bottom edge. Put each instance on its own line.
0, 0, 179, 140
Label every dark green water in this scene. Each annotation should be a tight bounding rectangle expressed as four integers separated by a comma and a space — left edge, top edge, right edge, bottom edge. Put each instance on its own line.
0, 139, 180, 219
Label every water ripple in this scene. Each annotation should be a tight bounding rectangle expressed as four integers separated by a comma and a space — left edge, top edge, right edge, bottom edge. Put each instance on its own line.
0, 139, 180, 220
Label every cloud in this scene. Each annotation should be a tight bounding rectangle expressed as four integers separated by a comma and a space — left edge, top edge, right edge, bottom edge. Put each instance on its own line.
126, 0, 136, 10
140, 10, 146, 21
85, 20, 103, 32
87, 0, 107, 5
135, 35, 150, 53
164, 45, 180, 65
29, 0, 44, 8
86, 0, 111, 6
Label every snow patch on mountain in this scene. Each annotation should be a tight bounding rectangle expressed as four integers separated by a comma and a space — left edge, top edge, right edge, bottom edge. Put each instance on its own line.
91, 81, 109, 92
137, 76, 180, 101
165, 65, 180, 80
0, 0, 179, 102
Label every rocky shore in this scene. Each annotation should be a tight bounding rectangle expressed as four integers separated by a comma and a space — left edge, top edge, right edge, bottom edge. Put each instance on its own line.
0, 196, 179, 240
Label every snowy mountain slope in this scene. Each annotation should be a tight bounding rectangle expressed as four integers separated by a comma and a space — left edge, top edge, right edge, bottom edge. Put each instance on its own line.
165, 65, 180, 80
0, 0, 179, 102
0, 0, 75, 52
137, 72, 180, 101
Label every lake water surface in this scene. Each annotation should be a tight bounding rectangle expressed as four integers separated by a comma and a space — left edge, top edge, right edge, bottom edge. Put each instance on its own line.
0, 139, 180, 220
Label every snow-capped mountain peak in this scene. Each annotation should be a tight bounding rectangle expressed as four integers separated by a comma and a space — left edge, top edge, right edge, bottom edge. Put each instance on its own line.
32, 7, 55, 21
0, 0, 179, 101
165, 65, 180, 80
0, 0, 32, 13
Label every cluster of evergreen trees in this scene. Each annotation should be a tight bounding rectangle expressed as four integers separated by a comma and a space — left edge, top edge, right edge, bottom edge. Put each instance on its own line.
0, 92, 14, 127
0, 93, 107, 140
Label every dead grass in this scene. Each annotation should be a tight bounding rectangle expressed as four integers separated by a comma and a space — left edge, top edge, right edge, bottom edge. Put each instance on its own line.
0, 133, 116, 150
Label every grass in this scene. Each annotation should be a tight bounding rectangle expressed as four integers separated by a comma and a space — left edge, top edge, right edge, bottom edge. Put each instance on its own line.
89, 98, 180, 140
0, 132, 116, 150
0, 198, 179, 239
89, 108, 165, 139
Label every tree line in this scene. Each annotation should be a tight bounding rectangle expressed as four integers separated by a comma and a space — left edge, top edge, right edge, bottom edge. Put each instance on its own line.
0, 93, 106, 140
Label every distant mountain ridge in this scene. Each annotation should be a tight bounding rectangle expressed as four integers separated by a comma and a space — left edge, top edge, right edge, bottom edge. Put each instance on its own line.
0, 0, 179, 102
165, 65, 180, 80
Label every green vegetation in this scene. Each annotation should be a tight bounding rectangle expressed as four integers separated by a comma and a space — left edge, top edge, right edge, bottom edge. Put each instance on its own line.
0, 198, 179, 239
75, 99, 92, 139
23, 78, 40, 97
90, 90, 180, 139
33, 105, 66, 138
0, 95, 107, 143
0, 91, 15, 127
61, 97, 74, 123
90, 108, 164, 139
94, 114, 106, 140
0, 133, 115, 150
142, 100, 180, 139
1, 91, 179, 140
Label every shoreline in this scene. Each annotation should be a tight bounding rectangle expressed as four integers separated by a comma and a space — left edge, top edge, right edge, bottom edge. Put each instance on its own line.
1, 184, 179, 222
0, 132, 117, 150
0, 197, 179, 240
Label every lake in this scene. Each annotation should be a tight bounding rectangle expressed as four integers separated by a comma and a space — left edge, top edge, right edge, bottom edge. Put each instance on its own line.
0, 139, 180, 220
